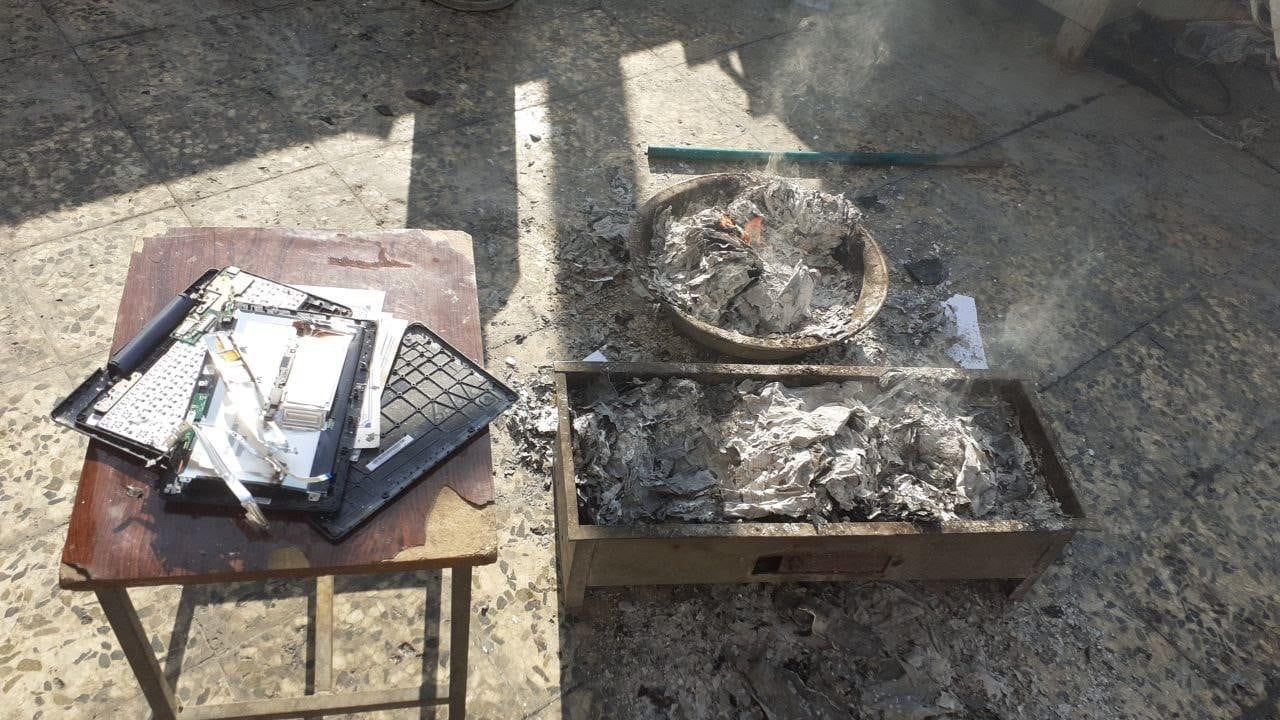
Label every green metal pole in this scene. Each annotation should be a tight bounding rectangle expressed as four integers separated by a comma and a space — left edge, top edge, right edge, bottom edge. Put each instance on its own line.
646, 145, 994, 167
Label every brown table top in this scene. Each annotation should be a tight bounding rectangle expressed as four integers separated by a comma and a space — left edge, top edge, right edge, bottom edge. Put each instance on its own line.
60, 228, 497, 590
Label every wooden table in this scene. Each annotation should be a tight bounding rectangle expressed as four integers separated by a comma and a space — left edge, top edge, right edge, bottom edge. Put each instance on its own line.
59, 228, 497, 720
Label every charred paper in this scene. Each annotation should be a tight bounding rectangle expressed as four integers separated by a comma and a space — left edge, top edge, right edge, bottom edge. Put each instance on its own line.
647, 177, 867, 339
573, 373, 1063, 525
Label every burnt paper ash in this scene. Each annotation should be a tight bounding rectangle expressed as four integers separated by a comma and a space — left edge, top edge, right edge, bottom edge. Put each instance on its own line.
504, 377, 557, 475
647, 177, 866, 339
573, 378, 723, 524
572, 374, 1062, 525
557, 168, 636, 287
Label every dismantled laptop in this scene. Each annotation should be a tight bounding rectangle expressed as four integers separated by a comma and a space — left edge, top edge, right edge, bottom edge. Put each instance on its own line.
53, 267, 515, 539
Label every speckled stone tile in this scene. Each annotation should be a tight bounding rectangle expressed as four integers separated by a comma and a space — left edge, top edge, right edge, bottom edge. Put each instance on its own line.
1064, 440, 1280, 710
171, 579, 314, 705
1016, 85, 1280, 248
1142, 293, 1280, 413
268, 5, 667, 160
181, 164, 377, 228
158, 573, 519, 718
243, 3, 471, 159
256, 2, 523, 159
1032, 557, 1245, 719
329, 119, 519, 236
0, 1, 66, 60
43, 0, 258, 45
688, 19, 994, 156
120, 91, 324, 202
522, 62, 760, 200
4, 2, 1280, 719
0, 271, 60, 383
510, 63, 763, 350
7, 208, 186, 361
76, 20, 266, 115
11, 581, 222, 719
600, 0, 804, 67
501, 8, 669, 110
802, 1, 1119, 129
1, 552, 145, 718
0, 125, 175, 251
1034, 295, 1280, 710
0, 368, 83, 549
1044, 296, 1280, 511
0, 51, 113, 151
342, 0, 598, 26
470, 491, 560, 714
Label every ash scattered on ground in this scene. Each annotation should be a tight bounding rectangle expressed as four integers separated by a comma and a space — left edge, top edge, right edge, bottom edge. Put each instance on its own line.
555, 166, 636, 292
502, 374, 558, 480
566, 576, 1114, 720
572, 373, 1062, 526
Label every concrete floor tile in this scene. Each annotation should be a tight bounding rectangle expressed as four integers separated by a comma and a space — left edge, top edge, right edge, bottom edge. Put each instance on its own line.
181, 164, 378, 228
600, 0, 805, 68
0, 367, 85, 549
0, 1, 67, 61
0, 125, 175, 250
121, 91, 325, 202
76, 21, 265, 115
1, 554, 153, 718
258, 3, 525, 158
43, 0, 258, 46
6, 207, 187, 361
0, 273, 61, 383
471, 529, 559, 713
689, 23, 994, 156
329, 119, 520, 237
0, 51, 113, 151
3, 1, 1280, 718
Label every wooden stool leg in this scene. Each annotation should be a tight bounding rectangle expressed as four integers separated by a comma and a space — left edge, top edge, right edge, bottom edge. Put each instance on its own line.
1053, 18, 1097, 65
314, 576, 335, 693
96, 588, 179, 720
448, 566, 472, 720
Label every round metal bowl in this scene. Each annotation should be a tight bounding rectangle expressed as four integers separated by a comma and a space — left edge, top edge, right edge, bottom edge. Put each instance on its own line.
629, 173, 889, 360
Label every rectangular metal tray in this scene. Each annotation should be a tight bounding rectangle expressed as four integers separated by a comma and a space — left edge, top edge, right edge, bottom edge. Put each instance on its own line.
552, 361, 1094, 608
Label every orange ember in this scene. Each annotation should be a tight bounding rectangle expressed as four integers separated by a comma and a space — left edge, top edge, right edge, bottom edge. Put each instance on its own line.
741, 215, 764, 245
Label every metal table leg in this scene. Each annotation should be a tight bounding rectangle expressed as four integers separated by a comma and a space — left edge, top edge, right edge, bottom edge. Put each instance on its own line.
96, 587, 179, 720
448, 566, 472, 720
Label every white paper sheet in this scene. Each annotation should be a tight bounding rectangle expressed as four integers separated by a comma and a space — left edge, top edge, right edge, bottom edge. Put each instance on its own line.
355, 314, 409, 448
293, 285, 386, 320
942, 294, 989, 370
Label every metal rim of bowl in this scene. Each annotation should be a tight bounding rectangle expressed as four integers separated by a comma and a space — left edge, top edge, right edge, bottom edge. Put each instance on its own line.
629, 173, 890, 359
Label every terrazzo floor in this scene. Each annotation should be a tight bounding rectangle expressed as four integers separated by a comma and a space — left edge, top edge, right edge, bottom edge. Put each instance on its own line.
1, 0, 1277, 718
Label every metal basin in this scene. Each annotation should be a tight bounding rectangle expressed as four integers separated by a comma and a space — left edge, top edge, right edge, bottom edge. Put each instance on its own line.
629, 173, 889, 360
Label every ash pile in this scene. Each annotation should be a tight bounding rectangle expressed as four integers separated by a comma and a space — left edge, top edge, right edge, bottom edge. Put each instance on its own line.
647, 177, 867, 339
572, 373, 1062, 525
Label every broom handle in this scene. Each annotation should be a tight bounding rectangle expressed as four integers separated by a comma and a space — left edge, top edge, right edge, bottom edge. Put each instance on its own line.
646, 145, 999, 167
